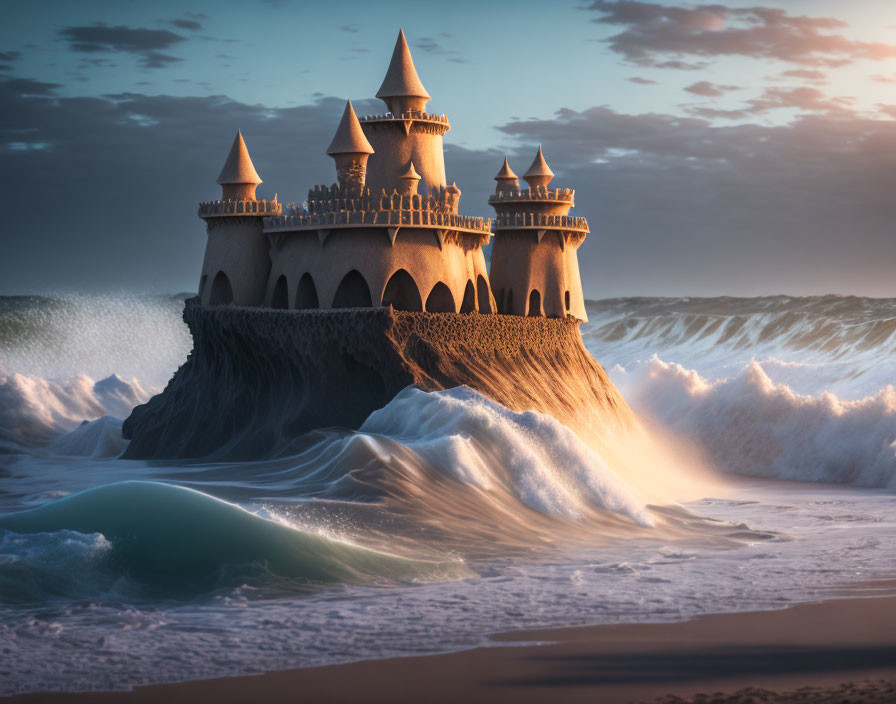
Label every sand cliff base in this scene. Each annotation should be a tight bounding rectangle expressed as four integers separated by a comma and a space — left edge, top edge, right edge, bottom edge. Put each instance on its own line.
122, 299, 627, 459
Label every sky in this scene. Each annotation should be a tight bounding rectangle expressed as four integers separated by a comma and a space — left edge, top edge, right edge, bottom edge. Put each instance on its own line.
1, 0, 895, 297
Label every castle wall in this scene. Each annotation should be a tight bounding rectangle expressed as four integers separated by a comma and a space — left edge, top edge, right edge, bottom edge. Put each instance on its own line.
199, 218, 271, 307
489, 230, 587, 321
264, 228, 493, 314
361, 122, 446, 194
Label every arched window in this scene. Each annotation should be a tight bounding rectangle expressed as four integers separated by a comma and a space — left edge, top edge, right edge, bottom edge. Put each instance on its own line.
271, 275, 289, 309
565, 290, 571, 311
425, 282, 455, 313
505, 289, 513, 315
527, 289, 542, 317
209, 271, 233, 306
332, 270, 372, 308
296, 273, 319, 309
460, 280, 475, 313
198, 274, 208, 299
381, 269, 422, 311
477, 275, 492, 314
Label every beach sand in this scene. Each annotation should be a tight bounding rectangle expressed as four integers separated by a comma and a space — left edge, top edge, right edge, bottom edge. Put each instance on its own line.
6, 589, 896, 704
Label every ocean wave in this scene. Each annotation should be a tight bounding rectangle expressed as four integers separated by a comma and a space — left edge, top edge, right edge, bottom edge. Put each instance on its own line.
0, 373, 150, 447
612, 357, 896, 488
583, 295, 896, 399
0, 481, 470, 600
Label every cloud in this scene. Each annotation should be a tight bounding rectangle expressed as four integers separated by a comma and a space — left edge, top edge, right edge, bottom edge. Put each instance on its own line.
58, 23, 186, 69
872, 74, 896, 84
171, 18, 203, 32
779, 68, 828, 81
413, 37, 466, 62
339, 24, 359, 33
626, 76, 658, 85
684, 80, 738, 97
686, 86, 854, 120
585, 1, 896, 68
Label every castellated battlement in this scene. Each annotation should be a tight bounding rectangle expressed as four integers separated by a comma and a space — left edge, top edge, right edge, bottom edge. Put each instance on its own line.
488, 187, 576, 205
493, 212, 589, 234
264, 208, 492, 238
198, 199, 283, 218
359, 110, 449, 125
304, 183, 462, 216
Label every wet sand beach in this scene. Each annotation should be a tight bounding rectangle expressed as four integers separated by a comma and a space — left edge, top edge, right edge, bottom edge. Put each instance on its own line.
7, 591, 896, 704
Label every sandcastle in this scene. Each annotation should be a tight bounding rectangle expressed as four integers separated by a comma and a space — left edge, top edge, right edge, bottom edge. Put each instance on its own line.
196, 29, 590, 321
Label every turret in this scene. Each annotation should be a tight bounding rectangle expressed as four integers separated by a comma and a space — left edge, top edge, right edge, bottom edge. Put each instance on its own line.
327, 100, 375, 194
444, 182, 460, 213
494, 157, 519, 194
198, 130, 280, 307
216, 130, 262, 201
360, 30, 449, 194
488, 147, 589, 321
522, 145, 554, 190
376, 29, 431, 115
398, 162, 421, 196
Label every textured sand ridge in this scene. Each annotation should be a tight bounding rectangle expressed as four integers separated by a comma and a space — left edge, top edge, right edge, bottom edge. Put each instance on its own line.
122, 299, 630, 459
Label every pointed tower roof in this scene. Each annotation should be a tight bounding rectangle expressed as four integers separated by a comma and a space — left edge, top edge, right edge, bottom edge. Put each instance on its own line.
400, 162, 421, 181
523, 146, 554, 183
376, 29, 431, 101
327, 100, 374, 155
495, 156, 518, 181
216, 130, 262, 185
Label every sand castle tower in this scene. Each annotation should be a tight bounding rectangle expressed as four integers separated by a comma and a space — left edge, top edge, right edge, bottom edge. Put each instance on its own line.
488, 147, 589, 320
197, 131, 282, 306
261, 30, 495, 314
362, 29, 447, 195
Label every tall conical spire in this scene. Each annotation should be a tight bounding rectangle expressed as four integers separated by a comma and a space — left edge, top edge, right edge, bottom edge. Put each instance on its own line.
523, 145, 554, 188
376, 29, 431, 106
327, 101, 374, 155
216, 130, 262, 186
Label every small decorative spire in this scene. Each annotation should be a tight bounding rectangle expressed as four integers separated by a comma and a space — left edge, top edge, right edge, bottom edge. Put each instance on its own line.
216, 130, 262, 186
376, 29, 431, 109
494, 156, 517, 182
327, 100, 374, 155
400, 161, 421, 182
523, 145, 554, 188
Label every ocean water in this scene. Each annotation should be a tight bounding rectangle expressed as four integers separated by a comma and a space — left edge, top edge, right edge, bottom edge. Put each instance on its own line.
0, 294, 894, 695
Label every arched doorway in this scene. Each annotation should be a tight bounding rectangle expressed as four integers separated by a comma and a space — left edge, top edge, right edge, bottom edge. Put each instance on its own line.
527, 289, 542, 317
332, 270, 372, 308
477, 275, 492, 314
425, 282, 455, 313
271, 275, 289, 309
460, 280, 475, 313
209, 271, 233, 306
296, 273, 319, 309
382, 269, 422, 311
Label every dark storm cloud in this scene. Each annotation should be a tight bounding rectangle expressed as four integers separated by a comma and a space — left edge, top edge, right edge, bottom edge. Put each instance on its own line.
492, 103, 896, 295
58, 24, 186, 69
683, 80, 738, 97
0, 77, 379, 293
585, 1, 896, 68
2, 77, 895, 297
0, 50, 21, 72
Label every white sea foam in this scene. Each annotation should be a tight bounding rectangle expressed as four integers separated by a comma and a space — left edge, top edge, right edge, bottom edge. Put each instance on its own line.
359, 386, 653, 525
611, 357, 896, 488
